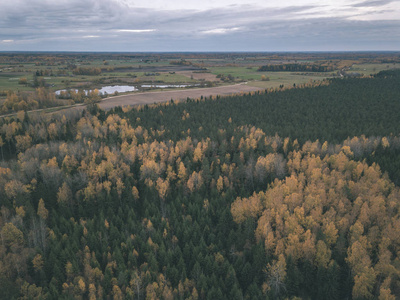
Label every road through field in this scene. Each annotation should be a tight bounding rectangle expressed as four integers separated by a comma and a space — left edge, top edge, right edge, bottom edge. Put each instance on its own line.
97, 83, 264, 110
0, 83, 265, 118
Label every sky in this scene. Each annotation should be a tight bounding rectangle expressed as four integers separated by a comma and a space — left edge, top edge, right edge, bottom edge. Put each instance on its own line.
0, 0, 399, 51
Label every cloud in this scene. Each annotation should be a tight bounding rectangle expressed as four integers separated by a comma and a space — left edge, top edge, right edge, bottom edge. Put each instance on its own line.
2, 40, 14, 43
0, 0, 399, 51
202, 27, 241, 35
351, 0, 394, 7
117, 29, 156, 33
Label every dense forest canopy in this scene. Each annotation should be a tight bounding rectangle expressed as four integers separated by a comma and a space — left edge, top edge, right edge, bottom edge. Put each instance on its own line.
0, 69, 400, 299
114, 72, 400, 144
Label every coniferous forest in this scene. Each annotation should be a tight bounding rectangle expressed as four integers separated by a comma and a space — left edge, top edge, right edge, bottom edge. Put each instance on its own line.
1, 69, 400, 299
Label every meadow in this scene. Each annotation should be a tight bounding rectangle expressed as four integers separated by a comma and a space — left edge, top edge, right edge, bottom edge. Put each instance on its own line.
0, 52, 399, 116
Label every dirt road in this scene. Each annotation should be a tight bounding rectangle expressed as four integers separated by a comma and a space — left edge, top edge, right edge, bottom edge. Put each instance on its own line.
0, 83, 265, 118
97, 83, 264, 110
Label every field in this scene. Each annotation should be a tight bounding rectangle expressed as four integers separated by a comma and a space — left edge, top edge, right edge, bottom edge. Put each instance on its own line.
347, 62, 399, 74
0, 52, 399, 115
97, 83, 263, 110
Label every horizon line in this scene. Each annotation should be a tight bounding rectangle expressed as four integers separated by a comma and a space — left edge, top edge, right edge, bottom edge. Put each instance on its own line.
1, 50, 400, 54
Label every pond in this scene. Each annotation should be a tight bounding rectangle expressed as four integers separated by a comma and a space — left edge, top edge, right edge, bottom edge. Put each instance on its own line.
55, 85, 138, 95
55, 84, 198, 95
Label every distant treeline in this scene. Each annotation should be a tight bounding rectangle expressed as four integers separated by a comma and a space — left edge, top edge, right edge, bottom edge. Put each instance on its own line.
169, 60, 193, 66
72, 67, 102, 76
258, 63, 334, 72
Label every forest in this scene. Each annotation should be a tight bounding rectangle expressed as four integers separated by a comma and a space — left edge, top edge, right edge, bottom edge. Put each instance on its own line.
0, 69, 400, 299
258, 64, 333, 72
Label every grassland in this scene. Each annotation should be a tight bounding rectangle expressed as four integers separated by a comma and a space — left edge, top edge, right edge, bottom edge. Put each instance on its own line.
347, 62, 399, 75
0, 52, 399, 111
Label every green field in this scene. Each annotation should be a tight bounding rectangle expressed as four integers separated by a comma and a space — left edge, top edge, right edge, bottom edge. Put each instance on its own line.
347, 63, 399, 75
1, 53, 399, 94
0, 52, 399, 115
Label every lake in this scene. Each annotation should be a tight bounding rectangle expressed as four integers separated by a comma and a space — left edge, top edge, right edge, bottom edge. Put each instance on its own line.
56, 85, 138, 95
55, 84, 197, 95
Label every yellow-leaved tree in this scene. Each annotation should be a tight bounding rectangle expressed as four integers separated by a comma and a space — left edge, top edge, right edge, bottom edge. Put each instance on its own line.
231, 151, 400, 297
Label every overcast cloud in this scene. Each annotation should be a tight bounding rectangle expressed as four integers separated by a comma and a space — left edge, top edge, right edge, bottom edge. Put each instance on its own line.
0, 0, 399, 51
